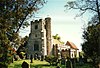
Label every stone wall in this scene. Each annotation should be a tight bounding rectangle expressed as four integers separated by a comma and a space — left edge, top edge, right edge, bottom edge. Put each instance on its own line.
45, 17, 52, 55
26, 17, 52, 57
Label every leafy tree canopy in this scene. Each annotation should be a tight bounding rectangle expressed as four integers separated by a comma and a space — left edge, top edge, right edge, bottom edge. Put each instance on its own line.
0, 0, 46, 67
65, 0, 100, 67
82, 15, 100, 67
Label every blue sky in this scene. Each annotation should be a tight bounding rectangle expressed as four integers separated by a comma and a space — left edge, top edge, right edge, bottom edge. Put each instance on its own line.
19, 0, 92, 51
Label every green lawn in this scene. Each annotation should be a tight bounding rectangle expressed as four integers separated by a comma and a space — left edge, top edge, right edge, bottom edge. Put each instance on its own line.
76, 63, 93, 68
8, 60, 93, 68
8, 60, 57, 68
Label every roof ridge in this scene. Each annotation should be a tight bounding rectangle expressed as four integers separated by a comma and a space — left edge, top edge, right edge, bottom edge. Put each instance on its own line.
66, 41, 78, 50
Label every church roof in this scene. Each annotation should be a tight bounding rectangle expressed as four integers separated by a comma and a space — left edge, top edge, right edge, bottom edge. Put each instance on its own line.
66, 41, 78, 50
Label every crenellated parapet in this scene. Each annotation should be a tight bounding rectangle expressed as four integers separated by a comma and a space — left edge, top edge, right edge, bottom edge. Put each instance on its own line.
26, 17, 52, 57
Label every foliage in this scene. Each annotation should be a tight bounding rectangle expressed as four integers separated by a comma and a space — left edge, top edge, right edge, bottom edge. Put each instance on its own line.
17, 36, 29, 58
52, 34, 64, 44
17, 46, 26, 59
82, 18, 100, 66
45, 55, 58, 65
18, 52, 25, 59
53, 34, 61, 40
0, 0, 46, 33
66, 59, 73, 68
20, 36, 29, 45
0, 0, 46, 67
65, 0, 100, 67
0, 29, 15, 67
76, 63, 93, 68
14, 55, 19, 61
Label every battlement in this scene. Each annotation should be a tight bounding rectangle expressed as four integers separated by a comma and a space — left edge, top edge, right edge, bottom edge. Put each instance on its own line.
31, 17, 51, 24
27, 17, 52, 56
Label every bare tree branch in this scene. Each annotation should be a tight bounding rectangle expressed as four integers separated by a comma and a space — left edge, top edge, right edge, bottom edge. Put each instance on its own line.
15, 0, 37, 33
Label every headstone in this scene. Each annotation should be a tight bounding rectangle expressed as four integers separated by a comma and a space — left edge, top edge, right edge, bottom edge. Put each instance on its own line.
34, 54, 37, 60
22, 61, 29, 68
30, 54, 33, 63
56, 66, 61, 68
71, 58, 76, 68
79, 56, 84, 65
25, 54, 28, 59
66, 58, 73, 68
37, 55, 40, 60
61, 58, 66, 65
41, 55, 44, 61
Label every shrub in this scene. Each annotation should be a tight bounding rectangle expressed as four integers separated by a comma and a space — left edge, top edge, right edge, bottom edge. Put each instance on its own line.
19, 52, 25, 59
45, 55, 58, 65
14, 55, 19, 61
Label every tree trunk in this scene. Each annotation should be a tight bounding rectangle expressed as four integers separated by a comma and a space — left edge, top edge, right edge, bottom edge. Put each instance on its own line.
96, 0, 100, 68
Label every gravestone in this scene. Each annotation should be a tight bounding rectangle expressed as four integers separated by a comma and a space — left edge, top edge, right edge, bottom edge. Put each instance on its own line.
25, 54, 28, 59
71, 58, 76, 68
34, 54, 37, 60
79, 56, 84, 65
22, 61, 29, 68
66, 58, 73, 68
61, 58, 66, 65
37, 55, 41, 60
56, 66, 61, 68
30, 54, 33, 63
41, 55, 44, 61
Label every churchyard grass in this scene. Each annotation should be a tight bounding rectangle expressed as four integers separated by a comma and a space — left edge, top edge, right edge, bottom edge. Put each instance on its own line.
8, 59, 93, 68
8, 59, 56, 68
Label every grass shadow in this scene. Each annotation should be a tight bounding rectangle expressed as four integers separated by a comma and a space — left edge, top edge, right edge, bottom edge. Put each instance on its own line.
30, 64, 56, 68
14, 64, 22, 68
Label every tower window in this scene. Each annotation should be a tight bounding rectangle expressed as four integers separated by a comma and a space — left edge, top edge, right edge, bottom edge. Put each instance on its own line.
44, 25, 46, 29
35, 34, 37, 37
35, 25, 38, 29
34, 44, 39, 51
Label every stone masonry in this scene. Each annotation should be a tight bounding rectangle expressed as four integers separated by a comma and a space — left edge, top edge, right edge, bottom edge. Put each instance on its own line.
26, 17, 51, 57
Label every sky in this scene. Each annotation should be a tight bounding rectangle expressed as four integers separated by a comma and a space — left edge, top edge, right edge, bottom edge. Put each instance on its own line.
19, 0, 92, 51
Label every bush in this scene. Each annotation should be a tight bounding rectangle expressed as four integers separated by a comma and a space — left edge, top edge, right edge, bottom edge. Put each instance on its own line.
19, 52, 25, 59
14, 55, 19, 61
66, 59, 73, 68
45, 55, 58, 65
0, 62, 8, 68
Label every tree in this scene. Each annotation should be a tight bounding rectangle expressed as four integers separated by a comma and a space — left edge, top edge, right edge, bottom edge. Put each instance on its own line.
52, 34, 64, 44
82, 15, 100, 67
20, 36, 29, 45
65, 0, 100, 67
82, 20, 100, 67
65, 0, 100, 19
53, 34, 61, 40
0, 0, 46, 67
45, 55, 58, 65
17, 36, 29, 59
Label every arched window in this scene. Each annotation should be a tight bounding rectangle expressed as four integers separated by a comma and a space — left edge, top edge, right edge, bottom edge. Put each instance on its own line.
34, 41, 39, 51
34, 44, 39, 51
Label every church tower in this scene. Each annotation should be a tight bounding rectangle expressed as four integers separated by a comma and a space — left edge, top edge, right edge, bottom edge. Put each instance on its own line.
26, 17, 51, 57
45, 17, 52, 55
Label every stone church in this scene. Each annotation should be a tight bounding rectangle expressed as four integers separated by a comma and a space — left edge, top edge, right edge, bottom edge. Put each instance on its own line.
26, 17, 52, 57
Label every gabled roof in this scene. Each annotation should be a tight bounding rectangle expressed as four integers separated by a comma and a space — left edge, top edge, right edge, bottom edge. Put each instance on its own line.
66, 41, 78, 50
